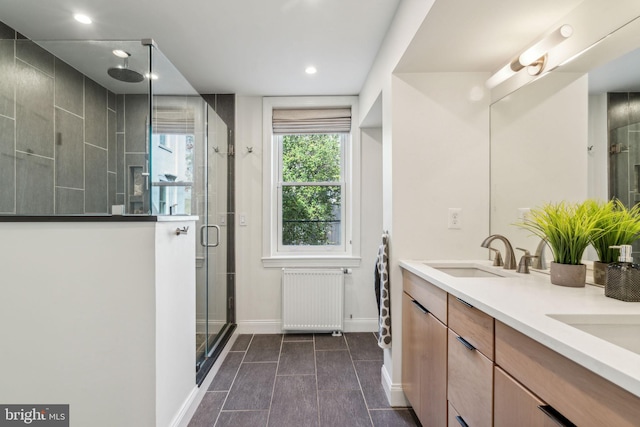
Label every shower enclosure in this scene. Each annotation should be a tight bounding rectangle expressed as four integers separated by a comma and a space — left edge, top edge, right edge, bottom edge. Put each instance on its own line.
0, 23, 234, 381
608, 92, 640, 260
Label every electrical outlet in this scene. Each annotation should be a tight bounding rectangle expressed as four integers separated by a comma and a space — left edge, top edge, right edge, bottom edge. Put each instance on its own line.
448, 208, 462, 229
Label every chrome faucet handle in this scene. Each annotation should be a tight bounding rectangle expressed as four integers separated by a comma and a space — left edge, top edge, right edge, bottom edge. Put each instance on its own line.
488, 247, 503, 267
516, 248, 538, 274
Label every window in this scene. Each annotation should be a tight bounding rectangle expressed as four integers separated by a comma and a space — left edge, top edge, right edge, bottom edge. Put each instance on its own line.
263, 97, 361, 267
278, 133, 345, 249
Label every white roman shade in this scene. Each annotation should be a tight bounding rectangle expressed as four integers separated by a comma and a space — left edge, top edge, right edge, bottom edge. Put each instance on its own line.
153, 107, 195, 135
272, 108, 351, 134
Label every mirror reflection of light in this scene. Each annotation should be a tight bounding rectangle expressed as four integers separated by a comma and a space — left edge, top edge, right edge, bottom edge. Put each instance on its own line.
73, 13, 92, 24
146, 73, 159, 80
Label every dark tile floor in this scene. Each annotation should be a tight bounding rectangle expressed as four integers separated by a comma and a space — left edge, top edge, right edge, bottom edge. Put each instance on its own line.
187, 332, 419, 427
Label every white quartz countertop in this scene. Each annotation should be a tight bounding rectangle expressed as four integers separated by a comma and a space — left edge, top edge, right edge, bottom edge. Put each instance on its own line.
399, 259, 640, 398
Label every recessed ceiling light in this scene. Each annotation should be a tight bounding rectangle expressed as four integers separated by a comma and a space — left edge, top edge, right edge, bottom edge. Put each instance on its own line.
112, 50, 130, 58
73, 13, 92, 24
305, 66, 317, 75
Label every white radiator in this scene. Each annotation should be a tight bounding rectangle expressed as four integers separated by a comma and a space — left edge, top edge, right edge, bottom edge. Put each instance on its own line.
282, 268, 344, 333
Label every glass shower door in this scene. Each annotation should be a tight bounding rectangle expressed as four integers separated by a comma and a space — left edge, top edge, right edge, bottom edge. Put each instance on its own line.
195, 103, 231, 377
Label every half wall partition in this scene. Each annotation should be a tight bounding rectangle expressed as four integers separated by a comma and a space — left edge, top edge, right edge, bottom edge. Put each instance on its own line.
0, 21, 235, 382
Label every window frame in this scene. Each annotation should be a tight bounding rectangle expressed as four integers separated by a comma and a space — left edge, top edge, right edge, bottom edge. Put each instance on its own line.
276, 133, 347, 253
262, 96, 361, 268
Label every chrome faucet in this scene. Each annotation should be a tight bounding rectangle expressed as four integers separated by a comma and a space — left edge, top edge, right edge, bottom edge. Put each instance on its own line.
481, 234, 516, 270
516, 248, 538, 274
532, 238, 548, 270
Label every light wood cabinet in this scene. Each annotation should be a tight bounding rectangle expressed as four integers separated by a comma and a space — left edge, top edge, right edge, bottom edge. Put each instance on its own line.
401, 267, 640, 427
496, 320, 640, 427
403, 270, 447, 323
494, 366, 561, 427
448, 328, 493, 427
402, 272, 447, 427
448, 402, 467, 427
401, 292, 422, 416
448, 294, 494, 360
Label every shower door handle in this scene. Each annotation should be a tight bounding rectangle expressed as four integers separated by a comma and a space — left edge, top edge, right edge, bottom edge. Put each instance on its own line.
200, 224, 221, 248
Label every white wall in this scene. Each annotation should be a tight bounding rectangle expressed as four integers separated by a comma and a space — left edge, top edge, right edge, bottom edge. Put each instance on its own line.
588, 93, 609, 201
359, 0, 435, 124
0, 220, 196, 427
155, 220, 197, 427
234, 96, 382, 333
491, 73, 589, 254
383, 72, 491, 404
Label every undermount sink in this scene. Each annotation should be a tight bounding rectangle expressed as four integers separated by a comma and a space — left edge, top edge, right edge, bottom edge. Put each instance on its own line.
547, 314, 640, 356
424, 262, 509, 278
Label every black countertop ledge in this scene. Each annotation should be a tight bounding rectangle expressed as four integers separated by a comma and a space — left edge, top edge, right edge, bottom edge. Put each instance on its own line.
0, 215, 160, 222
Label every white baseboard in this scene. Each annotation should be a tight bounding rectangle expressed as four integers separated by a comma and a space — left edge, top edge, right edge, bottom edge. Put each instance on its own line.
343, 317, 377, 332
169, 385, 199, 427
381, 363, 409, 408
236, 320, 282, 334
236, 317, 378, 334
175, 333, 239, 427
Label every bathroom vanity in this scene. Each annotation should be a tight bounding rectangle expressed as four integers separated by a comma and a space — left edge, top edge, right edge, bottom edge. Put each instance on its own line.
0, 216, 197, 427
400, 260, 640, 427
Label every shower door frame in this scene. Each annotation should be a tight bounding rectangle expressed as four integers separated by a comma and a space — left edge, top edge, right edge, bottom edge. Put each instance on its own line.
195, 98, 236, 385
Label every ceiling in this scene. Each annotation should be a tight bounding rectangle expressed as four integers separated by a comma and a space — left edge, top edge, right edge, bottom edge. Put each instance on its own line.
395, 0, 586, 74
2, 0, 638, 99
0, 0, 400, 96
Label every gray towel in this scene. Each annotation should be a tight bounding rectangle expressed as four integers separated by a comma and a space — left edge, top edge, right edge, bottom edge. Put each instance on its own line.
376, 232, 391, 349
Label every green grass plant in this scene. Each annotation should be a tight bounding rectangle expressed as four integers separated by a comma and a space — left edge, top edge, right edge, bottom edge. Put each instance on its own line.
587, 199, 640, 263
518, 200, 608, 265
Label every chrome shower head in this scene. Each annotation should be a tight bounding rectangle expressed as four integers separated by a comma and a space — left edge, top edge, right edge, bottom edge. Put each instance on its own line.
107, 55, 144, 83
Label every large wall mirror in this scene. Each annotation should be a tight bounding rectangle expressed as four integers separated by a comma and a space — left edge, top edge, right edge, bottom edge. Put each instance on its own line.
490, 12, 640, 263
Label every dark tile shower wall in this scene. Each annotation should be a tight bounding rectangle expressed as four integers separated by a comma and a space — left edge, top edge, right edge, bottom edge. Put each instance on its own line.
0, 20, 146, 215
608, 92, 640, 260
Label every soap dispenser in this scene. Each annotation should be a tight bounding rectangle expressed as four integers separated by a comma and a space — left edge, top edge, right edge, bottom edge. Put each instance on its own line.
605, 245, 640, 302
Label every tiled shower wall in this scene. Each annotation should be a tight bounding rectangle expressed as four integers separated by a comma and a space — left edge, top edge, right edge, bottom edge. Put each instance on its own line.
0, 20, 147, 215
608, 92, 640, 258
608, 92, 640, 208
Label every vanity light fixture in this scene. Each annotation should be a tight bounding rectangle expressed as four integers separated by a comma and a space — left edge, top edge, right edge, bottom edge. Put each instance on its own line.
486, 24, 573, 89
73, 13, 92, 24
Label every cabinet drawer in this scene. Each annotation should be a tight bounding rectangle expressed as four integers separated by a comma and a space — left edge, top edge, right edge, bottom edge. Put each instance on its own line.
448, 401, 469, 427
496, 321, 640, 427
402, 270, 447, 324
494, 366, 562, 427
447, 329, 493, 427
448, 294, 494, 360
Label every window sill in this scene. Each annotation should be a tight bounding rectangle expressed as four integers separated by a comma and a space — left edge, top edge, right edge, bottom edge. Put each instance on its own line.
262, 256, 361, 268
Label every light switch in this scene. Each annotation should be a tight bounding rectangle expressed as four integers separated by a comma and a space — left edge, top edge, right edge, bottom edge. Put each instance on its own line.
239, 213, 247, 226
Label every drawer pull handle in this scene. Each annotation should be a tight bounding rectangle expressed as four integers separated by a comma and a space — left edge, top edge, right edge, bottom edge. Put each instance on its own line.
537, 405, 577, 427
411, 299, 428, 314
456, 335, 476, 351
456, 297, 474, 308
455, 416, 469, 427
